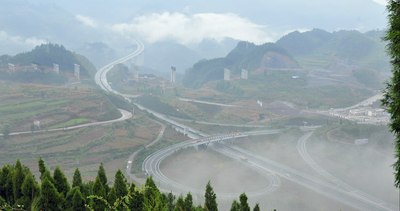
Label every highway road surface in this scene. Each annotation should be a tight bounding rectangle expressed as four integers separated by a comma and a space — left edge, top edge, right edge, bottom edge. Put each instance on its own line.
178, 97, 240, 107
95, 39, 145, 95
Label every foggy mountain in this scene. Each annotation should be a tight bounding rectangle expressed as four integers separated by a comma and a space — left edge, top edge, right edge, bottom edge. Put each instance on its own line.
0, 0, 388, 71
184, 29, 389, 88
183, 41, 298, 88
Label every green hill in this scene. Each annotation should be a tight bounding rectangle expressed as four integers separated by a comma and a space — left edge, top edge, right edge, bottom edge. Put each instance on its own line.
275, 29, 333, 56
183, 41, 299, 88
0, 43, 96, 84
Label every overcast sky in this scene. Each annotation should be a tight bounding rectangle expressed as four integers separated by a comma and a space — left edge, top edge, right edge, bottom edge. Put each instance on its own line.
56, 0, 388, 44
0, 0, 389, 54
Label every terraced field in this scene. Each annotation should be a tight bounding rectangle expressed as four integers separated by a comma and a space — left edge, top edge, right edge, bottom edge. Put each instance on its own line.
0, 81, 120, 133
0, 110, 163, 179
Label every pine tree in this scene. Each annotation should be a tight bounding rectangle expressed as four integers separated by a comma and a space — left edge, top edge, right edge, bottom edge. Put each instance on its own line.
384, 0, 400, 188
107, 187, 117, 206
21, 172, 39, 210
39, 177, 61, 210
143, 177, 164, 210
92, 176, 106, 198
0, 165, 14, 205
204, 181, 218, 211
12, 160, 25, 203
230, 200, 240, 211
72, 168, 82, 189
128, 189, 144, 211
113, 170, 128, 199
38, 158, 46, 179
167, 192, 175, 211
175, 196, 185, 211
184, 192, 193, 211
97, 163, 109, 194
71, 188, 85, 211
91, 176, 106, 211
239, 193, 250, 211
41, 170, 55, 184
144, 176, 160, 200
53, 166, 70, 196
128, 183, 143, 211
253, 203, 260, 211
129, 183, 135, 193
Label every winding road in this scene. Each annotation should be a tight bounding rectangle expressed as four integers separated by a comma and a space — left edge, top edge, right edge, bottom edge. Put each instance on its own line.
142, 130, 283, 198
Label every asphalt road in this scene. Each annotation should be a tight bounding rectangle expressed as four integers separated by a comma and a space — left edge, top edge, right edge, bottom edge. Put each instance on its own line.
178, 97, 240, 107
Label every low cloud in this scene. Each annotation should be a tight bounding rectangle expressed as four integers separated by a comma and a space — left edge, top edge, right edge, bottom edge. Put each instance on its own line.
0, 31, 46, 47
112, 12, 275, 45
76, 14, 98, 28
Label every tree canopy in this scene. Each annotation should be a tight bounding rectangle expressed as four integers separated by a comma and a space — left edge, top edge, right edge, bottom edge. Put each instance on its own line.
0, 160, 265, 210
383, 0, 400, 188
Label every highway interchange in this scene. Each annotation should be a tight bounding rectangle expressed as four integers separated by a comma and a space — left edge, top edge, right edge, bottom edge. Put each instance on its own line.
95, 40, 396, 211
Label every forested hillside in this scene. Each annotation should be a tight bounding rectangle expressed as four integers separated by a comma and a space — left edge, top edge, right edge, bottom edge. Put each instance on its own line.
0, 44, 96, 84
183, 41, 298, 88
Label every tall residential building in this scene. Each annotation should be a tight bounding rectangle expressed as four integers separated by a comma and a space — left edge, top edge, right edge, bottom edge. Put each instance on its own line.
241, 69, 248, 80
74, 64, 80, 80
131, 64, 139, 81
171, 66, 176, 84
224, 68, 230, 81
8, 63, 15, 73
53, 64, 60, 74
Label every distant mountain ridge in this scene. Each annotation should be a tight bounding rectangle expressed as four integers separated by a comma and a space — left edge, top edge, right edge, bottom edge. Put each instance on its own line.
276, 29, 388, 67
183, 41, 298, 88
183, 29, 389, 88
